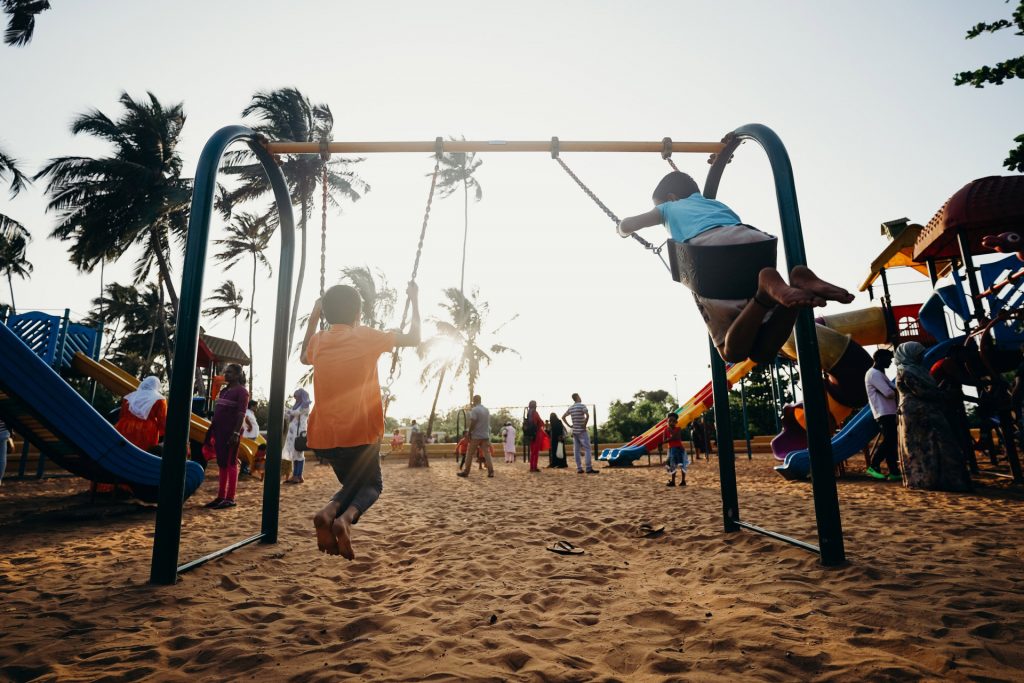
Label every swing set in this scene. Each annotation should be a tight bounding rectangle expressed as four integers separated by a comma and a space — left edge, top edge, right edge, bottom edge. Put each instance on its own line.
150, 123, 845, 585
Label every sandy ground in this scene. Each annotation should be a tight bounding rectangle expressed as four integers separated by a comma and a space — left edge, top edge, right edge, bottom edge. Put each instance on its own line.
1, 452, 1023, 682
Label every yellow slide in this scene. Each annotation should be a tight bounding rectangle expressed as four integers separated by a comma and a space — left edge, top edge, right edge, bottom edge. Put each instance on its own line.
71, 352, 259, 462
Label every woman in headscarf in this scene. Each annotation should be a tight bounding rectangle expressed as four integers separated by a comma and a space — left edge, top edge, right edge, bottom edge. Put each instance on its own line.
205, 363, 250, 508
548, 412, 567, 468
283, 388, 311, 484
895, 342, 972, 492
525, 400, 548, 473
115, 376, 167, 453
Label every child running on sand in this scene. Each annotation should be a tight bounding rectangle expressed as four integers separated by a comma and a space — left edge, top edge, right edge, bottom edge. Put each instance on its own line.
301, 282, 420, 560
454, 430, 470, 469
617, 171, 853, 362
662, 412, 688, 487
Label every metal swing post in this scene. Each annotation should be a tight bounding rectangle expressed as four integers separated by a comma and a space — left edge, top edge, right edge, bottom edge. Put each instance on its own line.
703, 124, 845, 566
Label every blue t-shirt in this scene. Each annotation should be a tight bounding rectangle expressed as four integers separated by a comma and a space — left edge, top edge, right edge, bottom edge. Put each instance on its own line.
657, 192, 741, 243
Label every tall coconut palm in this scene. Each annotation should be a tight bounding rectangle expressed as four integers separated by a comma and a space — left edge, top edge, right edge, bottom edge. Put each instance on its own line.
220, 87, 369, 348
214, 212, 274, 389
418, 287, 517, 436
2, 0, 50, 46
0, 231, 31, 312
1, 145, 31, 312
203, 280, 249, 342
339, 265, 397, 331
436, 137, 483, 296
86, 282, 173, 378
35, 92, 192, 317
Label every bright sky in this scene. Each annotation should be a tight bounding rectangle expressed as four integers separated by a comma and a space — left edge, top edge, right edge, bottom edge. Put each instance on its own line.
1, 1, 1021, 425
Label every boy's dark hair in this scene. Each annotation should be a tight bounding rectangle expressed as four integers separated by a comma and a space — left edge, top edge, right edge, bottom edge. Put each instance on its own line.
322, 284, 362, 325
652, 171, 700, 203
667, 412, 678, 421
872, 349, 893, 362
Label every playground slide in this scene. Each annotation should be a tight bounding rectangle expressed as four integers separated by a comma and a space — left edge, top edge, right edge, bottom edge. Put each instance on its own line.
71, 352, 259, 462
0, 323, 204, 502
774, 338, 960, 480
599, 359, 757, 465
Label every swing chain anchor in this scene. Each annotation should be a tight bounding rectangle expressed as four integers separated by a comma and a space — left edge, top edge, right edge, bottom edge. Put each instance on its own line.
708, 132, 738, 166
662, 137, 680, 172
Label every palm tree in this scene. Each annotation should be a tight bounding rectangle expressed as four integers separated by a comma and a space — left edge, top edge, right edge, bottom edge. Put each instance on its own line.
0, 231, 31, 312
220, 87, 369, 348
86, 282, 173, 378
213, 212, 274, 388
436, 137, 483, 296
203, 280, 249, 342
339, 265, 397, 331
2, 0, 50, 46
0, 145, 31, 313
35, 92, 192, 317
418, 287, 517, 436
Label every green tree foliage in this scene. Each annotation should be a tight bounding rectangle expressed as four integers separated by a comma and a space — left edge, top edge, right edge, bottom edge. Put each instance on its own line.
86, 282, 175, 379
602, 389, 675, 442
36, 92, 192, 316
2, 0, 49, 47
221, 87, 369, 348
955, 1, 1024, 172
417, 287, 518, 436
0, 145, 31, 312
214, 212, 274, 389
203, 280, 250, 342
435, 136, 484, 295
726, 363, 796, 438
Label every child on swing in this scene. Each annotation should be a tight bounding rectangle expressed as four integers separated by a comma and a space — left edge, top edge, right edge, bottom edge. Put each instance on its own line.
618, 171, 853, 363
301, 281, 420, 560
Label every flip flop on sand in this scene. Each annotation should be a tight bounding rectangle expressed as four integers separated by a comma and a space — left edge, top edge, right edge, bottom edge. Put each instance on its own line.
546, 540, 584, 556
637, 523, 666, 538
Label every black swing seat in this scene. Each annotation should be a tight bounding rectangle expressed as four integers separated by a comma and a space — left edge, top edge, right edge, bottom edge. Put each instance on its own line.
667, 235, 778, 300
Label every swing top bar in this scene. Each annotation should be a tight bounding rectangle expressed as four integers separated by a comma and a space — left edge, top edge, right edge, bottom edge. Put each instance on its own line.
263, 139, 725, 155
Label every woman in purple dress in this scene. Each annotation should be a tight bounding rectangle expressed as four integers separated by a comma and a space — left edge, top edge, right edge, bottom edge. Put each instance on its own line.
204, 363, 250, 509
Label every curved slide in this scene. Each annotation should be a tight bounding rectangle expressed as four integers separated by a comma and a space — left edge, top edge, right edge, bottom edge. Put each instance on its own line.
0, 324, 204, 502
599, 359, 757, 465
71, 352, 259, 462
774, 337, 960, 480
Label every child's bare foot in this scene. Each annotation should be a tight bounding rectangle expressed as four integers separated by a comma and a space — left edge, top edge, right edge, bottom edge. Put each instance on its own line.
758, 268, 823, 308
789, 265, 854, 304
313, 511, 340, 555
332, 516, 355, 560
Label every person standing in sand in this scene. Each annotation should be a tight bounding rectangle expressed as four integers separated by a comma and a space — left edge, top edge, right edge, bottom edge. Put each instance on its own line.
302, 282, 420, 560
458, 395, 493, 478
203, 364, 249, 509
562, 393, 598, 474
501, 421, 516, 463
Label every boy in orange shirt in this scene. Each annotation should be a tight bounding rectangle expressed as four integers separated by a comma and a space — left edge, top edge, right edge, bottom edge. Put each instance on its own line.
301, 282, 420, 560
454, 430, 470, 468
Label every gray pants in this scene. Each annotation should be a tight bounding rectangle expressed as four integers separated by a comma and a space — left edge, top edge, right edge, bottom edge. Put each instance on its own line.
460, 438, 494, 476
572, 430, 592, 471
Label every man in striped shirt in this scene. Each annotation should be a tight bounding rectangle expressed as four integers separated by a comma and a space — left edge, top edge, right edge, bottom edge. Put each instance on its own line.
562, 393, 598, 474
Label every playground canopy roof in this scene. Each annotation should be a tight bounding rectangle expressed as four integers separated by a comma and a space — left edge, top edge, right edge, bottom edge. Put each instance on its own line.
198, 333, 249, 368
913, 176, 1024, 260
858, 223, 951, 292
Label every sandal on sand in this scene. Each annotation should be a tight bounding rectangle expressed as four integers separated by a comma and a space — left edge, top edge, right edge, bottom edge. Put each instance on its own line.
546, 540, 584, 556
637, 523, 666, 538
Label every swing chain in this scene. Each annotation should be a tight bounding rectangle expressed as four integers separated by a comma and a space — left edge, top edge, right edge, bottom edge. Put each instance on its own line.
318, 136, 331, 329
550, 137, 670, 272
386, 137, 444, 385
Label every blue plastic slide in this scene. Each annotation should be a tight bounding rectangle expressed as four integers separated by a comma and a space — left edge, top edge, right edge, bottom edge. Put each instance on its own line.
0, 323, 204, 502
775, 338, 960, 480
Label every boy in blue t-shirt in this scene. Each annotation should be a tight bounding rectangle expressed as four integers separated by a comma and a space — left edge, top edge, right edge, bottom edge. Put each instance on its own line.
618, 171, 853, 363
